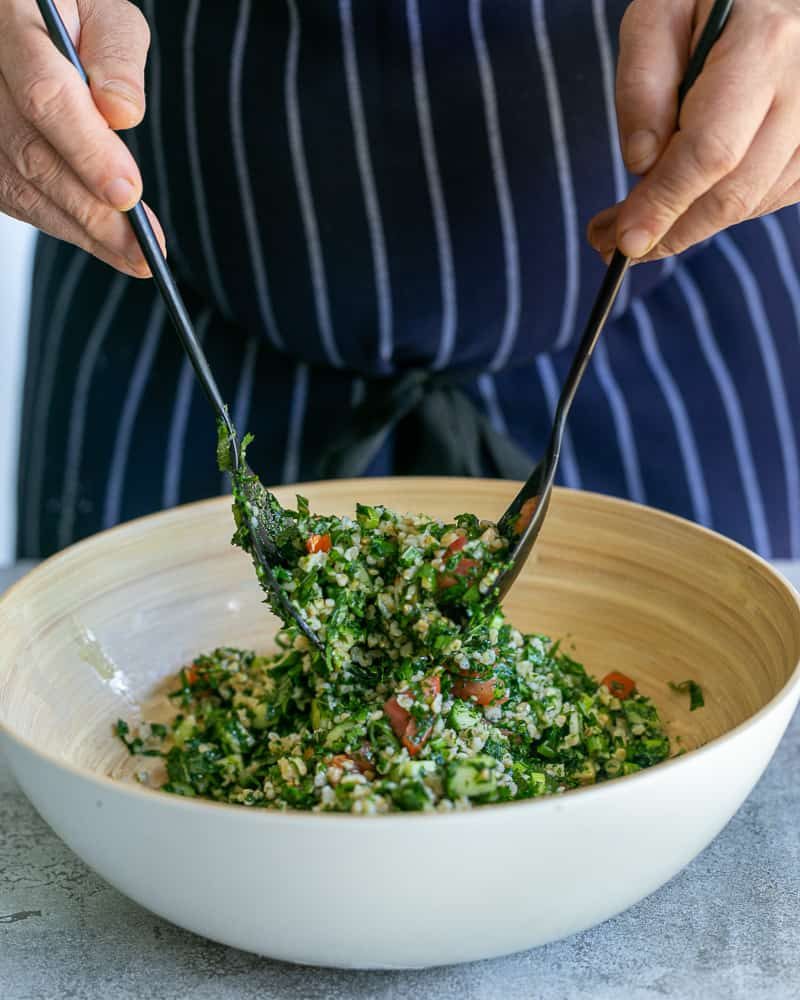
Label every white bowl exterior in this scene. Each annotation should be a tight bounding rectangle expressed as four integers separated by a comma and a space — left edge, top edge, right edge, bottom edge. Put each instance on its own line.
3, 680, 797, 969
2, 485, 799, 968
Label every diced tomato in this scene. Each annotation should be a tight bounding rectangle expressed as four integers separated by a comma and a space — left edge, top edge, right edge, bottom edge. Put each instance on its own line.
383, 696, 410, 740
352, 745, 375, 774
401, 718, 433, 756
184, 662, 200, 686
452, 676, 505, 706
601, 671, 636, 700
454, 557, 479, 577
514, 496, 539, 535
306, 533, 332, 554
384, 674, 440, 756
421, 675, 441, 699
438, 552, 480, 590
446, 535, 468, 555
329, 752, 373, 775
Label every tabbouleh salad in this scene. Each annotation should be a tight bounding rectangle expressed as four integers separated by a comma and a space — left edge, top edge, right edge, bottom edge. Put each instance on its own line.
118, 464, 672, 813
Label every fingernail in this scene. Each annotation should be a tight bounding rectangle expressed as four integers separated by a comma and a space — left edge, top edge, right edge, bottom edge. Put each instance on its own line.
619, 227, 654, 259
589, 231, 614, 254
626, 129, 659, 173
589, 217, 614, 242
101, 79, 143, 109
105, 177, 139, 211
127, 254, 150, 276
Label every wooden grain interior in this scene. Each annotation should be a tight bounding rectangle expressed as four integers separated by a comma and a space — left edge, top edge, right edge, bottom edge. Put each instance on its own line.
1, 480, 798, 780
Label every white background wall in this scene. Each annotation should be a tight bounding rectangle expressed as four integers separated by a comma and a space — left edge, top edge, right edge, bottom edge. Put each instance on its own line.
0, 215, 36, 566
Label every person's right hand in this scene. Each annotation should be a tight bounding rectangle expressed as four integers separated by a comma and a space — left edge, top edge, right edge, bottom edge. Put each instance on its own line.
0, 0, 165, 277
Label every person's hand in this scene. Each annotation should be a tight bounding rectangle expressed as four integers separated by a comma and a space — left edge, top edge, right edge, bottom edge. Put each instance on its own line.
0, 0, 164, 277
588, 0, 800, 263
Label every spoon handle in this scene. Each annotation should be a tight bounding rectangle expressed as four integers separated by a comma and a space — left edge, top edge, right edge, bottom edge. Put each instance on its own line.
511, 0, 734, 511
553, 0, 735, 468
495, 0, 735, 597
548, 0, 735, 479
34, 0, 237, 447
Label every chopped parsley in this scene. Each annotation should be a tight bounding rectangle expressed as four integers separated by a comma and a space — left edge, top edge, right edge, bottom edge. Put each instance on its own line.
669, 679, 705, 711
117, 483, 672, 813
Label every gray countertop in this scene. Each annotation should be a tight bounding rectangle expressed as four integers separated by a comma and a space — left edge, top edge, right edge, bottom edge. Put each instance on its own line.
2, 560, 799, 1000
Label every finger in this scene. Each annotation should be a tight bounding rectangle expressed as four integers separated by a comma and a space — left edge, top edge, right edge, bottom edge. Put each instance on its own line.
614, 32, 776, 259
636, 102, 800, 260
0, 148, 147, 277
0, 76, 165, 269
753, 146, 800, 217
587, 203, 621, 254
616, 0, 694, 174
762, 178, 800, 216
0, 0, 142, 211
141, 201, 166, 260
80, 0, 151, 131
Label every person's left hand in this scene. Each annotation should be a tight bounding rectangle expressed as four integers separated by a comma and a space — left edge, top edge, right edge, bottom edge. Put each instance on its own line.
587, 0, 800, 263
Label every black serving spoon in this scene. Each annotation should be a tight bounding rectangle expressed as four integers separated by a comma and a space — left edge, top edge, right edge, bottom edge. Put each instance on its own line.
34, 0, 324, 650
494, 0, 734, 601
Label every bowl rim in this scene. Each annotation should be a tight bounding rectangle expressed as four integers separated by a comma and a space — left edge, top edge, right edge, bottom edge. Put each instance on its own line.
2, 480, 799, 827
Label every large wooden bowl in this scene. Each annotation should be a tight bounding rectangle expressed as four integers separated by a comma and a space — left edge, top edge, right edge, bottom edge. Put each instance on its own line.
1, 480, 799, 968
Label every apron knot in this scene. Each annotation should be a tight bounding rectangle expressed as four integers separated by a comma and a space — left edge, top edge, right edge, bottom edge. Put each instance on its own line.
318, 369, 532, 480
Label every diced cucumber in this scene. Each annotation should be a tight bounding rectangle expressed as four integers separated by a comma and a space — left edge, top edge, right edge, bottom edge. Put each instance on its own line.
572, 758, 596, 785
356, 503, 381, 529
445, 756, 497, 799
529, 771, 547, 795
585, 733, 608, 757
310, 699, 324, 732
399, 545, 422, 567
418, 564, 437, 591
389, 759, 438, 781
172, 715, 197, 747
324, 721, 360, 751
448, 699, 482, 730
391, 779, 430, 811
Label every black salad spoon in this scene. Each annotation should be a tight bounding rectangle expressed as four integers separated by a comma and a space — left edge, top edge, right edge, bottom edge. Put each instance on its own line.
35, 0, 324, 650
494, 0, 735, 601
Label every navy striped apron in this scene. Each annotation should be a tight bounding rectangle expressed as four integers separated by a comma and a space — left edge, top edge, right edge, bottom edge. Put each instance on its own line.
17, 0, 800, 559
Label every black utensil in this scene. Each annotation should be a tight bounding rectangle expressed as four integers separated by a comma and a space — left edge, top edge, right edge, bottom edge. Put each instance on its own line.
35, 0, 323, 649
494, 0, 735, 601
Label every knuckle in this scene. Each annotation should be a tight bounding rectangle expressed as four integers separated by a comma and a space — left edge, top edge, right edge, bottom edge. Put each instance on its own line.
13, 131, 60, 187
74, 142, 115, 183
616, 66, 660, 104
707, 180, 756, 224
92, 2, 151, 59
72, 195, 112, 238
637, 173, 686, 223
657, 234, 685, 259
762, 11, 800, 52
19, 74, 70, 128
0, 169, 43, 219
128, 2, 152, 49
689, 131, 741, 178
91, 39, 142, 70
619, 0, 644, 42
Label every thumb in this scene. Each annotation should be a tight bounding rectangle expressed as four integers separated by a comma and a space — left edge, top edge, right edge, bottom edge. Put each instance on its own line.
616, 0, 694, 175
78, 0, 151, 131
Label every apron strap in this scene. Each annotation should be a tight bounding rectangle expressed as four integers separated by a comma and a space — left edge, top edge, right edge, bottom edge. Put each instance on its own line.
318, 370, 532, 481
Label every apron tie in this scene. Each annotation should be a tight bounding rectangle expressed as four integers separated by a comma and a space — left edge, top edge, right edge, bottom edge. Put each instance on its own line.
318, 370, 532, 480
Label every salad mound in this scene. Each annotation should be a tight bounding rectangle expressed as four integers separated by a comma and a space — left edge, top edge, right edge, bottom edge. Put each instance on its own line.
118, 498, 671, 813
